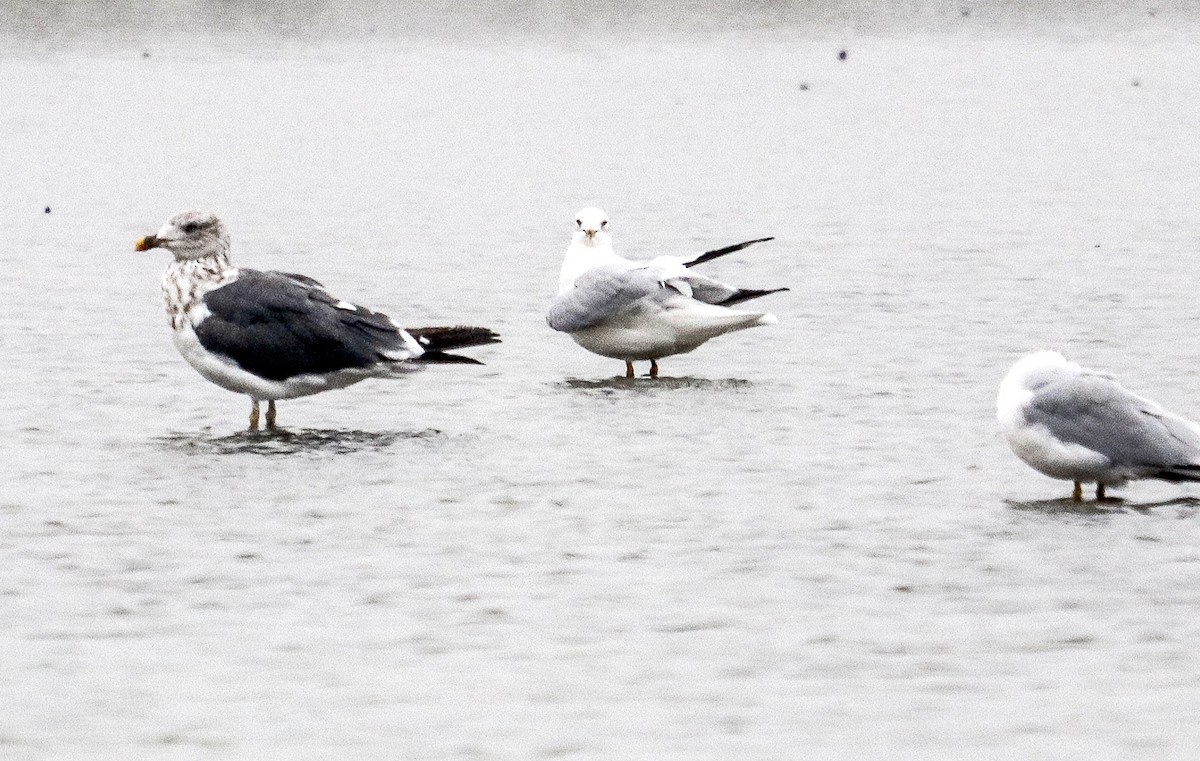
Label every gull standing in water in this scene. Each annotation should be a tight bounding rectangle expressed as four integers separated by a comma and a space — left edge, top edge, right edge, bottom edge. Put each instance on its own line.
997, 350, 1200, 500
547, 207, 785, 378
137, 210, 499, 430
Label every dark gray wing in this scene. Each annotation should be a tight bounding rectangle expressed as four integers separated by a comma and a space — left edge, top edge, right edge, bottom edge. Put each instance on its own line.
195, 269, 411, 381
1029, 372, 1200, 471
683, 277, 788, 307
547, 265, 668, 333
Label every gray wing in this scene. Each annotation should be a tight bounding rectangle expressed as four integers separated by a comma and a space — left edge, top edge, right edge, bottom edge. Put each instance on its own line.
683, 275, 740, 305
547, 265, 669, 333
680, 274, 788, 307
680, 236, 787, 304
1029, 372, 1200, 470
195, 269, 413, 381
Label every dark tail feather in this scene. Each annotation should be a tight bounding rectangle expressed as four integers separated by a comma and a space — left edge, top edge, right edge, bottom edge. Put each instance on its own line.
718, 286, 790, 307
414, 351, 486, 365
406, 325, 500, 365
1153, 465, 1200, 483
406, 326, 501, 351
686, 237, 775, 268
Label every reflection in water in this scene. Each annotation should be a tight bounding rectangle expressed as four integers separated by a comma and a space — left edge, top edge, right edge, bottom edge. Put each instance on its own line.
1005, 496, 1126, 517
156, 427, 441, 456
1006, 496, 1200, 517
559, 376, 753, 393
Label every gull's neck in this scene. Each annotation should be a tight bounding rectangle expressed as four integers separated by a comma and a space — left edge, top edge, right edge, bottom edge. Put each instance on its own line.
161, 252, 237, 330
558, 238, 626, 294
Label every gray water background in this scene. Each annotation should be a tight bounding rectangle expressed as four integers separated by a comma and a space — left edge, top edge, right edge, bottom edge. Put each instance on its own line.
4, 3, 1200, 758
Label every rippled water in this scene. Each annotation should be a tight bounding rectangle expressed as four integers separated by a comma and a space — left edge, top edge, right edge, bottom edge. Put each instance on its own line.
5, 15, 1200, 758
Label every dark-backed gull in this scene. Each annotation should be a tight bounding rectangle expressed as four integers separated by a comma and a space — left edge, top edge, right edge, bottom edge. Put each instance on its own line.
137, 210, 500, 430
998, 350, 1200, 501
547, 207, 785, 379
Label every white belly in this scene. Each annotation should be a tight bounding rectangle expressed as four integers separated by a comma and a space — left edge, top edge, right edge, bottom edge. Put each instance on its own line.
172, 324, 405, 401
570, 299, 774, 361
1000, 409, 1143, 486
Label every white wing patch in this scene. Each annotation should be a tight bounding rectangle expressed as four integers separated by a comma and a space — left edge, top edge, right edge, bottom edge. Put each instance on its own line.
665, 278, 693, 298
186, 302, 212, 327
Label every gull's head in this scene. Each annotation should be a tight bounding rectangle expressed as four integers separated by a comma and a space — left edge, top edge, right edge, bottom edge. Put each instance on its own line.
135, 210, 231, 262
1005, 350, 1073, 391
998, 350, 1075, 425
572, 207, 610, 248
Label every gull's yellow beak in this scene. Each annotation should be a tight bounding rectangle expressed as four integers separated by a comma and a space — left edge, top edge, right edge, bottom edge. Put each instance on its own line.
135, 235, 158, 252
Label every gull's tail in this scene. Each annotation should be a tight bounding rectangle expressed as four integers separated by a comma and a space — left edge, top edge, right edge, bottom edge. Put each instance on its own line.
1152, 465, 1200, 483
686, 237, 775, 268
406, 326, 501, 365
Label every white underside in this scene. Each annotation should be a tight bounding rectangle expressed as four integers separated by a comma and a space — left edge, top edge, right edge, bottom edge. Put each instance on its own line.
570, 295, 775, 361
172, 323, 418, 401
1000, 418, 1134, 485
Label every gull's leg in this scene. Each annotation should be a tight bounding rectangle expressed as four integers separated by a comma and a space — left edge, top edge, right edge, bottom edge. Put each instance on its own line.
1096, 483, 1106, 500
650, 359, 659, 379
266, 400, 277, 430
625, 360, 635, 379
249, 400, 261, 431
1072, 481, 1083, 502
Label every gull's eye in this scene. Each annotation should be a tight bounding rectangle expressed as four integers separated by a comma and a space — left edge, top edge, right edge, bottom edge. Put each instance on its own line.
181, 221, 199, 233
576, 219, 582, 227
601, 220, 608, 228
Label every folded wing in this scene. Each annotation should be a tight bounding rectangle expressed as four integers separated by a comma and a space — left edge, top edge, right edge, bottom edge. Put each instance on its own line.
1029, 372, 1200, 477
547, 265, 665, 333
194, 269, 419, 381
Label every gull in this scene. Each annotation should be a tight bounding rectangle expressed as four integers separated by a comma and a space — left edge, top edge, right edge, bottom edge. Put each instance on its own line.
547, 207, 785, 378
137, 210, 499, 430
997, 350, 1200, 500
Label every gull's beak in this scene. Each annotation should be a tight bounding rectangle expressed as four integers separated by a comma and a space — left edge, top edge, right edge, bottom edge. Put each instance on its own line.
135, 235, 159, 252
584, 229, 597, 240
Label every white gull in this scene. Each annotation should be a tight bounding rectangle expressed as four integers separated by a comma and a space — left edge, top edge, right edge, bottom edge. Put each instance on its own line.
547, 206, 785, 378
997, 350, 1200, 500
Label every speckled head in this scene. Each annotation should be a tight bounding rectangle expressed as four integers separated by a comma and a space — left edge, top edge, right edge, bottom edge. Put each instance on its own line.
136, 210, 232, 262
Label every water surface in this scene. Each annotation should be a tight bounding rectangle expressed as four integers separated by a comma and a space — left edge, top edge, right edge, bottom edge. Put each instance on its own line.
4, 13, 1200, 759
